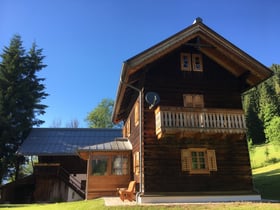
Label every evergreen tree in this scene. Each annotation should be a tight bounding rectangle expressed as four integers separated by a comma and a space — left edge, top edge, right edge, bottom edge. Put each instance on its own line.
265, 116, 280, 146
243, 90, 265, 144
258, 84, 278, 129
0, 35, 48, 183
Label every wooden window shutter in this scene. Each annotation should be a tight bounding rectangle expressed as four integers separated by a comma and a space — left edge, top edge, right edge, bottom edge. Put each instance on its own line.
134, 101, 139, 126
183, 94, 193, 108
133, 152, 140, 175
193, 95, 204, 108
207, 150, 217, 171
181, 149, 191, 171
122, 125, 127, 137
126, 118, 131, 137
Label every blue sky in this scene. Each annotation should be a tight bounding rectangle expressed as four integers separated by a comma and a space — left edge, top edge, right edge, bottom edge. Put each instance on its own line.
1, 0, 279, 127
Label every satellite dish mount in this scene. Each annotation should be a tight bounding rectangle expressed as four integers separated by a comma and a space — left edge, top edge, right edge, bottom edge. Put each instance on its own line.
145, 92, 160, 109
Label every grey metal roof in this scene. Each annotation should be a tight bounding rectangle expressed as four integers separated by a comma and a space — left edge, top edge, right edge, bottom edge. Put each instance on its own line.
17, 128, 126, 156
78, 138, 132, 152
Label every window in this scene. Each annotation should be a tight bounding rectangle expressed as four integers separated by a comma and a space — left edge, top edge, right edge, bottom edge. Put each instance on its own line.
181, 53, 191, 71
91, 154, 130, 176
112, 155, 129, 175
133, 152, 140, 175
181, 148, 217, 174
180, 53, 203, 72
192, 54, 203, 71
183, 94, 204, 108
91, 156, 108, 176
134, 101, 139, 126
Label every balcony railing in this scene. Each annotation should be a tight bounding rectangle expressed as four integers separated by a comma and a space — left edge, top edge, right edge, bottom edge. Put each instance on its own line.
155, 106, 247, 139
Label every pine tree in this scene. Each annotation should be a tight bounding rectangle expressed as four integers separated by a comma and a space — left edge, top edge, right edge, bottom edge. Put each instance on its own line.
0, 35, 48, 183
243, 90, 265, 144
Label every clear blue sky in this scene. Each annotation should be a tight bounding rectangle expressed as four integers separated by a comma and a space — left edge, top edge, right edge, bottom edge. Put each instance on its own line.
1, 0, 279, 127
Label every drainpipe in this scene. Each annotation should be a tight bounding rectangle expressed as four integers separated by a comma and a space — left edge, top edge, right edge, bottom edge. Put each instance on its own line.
119, 78, 144, 203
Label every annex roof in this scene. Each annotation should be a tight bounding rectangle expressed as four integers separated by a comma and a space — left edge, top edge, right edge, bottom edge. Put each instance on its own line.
77, 138, 132, 152
112, 18, 273, 123
17, 128, 124, 156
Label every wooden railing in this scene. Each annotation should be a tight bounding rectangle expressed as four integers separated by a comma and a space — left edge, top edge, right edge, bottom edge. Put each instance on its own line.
155, 106, 247, 139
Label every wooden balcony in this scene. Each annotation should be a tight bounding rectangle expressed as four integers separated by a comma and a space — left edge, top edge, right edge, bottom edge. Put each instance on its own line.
155, 106, 247, 139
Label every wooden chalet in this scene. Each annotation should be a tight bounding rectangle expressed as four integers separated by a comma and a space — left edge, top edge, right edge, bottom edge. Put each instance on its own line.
112, 18, 273, 203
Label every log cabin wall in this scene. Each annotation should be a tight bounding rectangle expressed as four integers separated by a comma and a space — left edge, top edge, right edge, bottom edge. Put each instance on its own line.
123, 98, 141, 183
143, 110, 252, 192
138, 46, 253, 192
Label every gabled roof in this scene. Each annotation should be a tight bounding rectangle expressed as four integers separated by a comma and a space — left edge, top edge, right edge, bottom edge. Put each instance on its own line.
112, 18, 273, 123
17, 128, 123, 156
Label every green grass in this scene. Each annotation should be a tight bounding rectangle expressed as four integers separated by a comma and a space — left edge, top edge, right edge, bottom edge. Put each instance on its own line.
249, 143, 280, 168
0, 199, 280, 210
0, 199, 279, 210
253, 162, 280, 200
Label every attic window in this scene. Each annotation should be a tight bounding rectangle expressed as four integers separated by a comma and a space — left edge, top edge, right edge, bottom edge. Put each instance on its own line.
181, 53, 191, 71
192, 54, 203, 71
180, 53, 203, 72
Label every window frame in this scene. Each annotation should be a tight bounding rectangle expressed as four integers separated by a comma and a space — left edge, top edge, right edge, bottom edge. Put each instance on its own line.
91, 155, 109, 176
112, 155, 129, 175
90, 153, 130, 176
192, 54, 203, 72
180, 53, 192, 71
181, 148, 217, 174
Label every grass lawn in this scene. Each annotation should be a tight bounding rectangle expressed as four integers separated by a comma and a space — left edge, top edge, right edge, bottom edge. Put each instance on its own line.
253, 162, 280, 200
250, 143, 280, 168
0, 199, 279, 210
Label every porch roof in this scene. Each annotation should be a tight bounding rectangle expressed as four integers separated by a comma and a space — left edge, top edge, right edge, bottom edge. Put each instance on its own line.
17, 128, 123, 156
77, 138, 132, 152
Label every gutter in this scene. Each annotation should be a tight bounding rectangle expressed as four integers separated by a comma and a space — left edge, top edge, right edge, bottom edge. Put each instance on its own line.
119, 77, 144, 203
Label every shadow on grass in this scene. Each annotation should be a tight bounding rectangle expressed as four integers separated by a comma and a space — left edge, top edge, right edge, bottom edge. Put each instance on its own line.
0, 204, 31, 208
253, 168, 280, 200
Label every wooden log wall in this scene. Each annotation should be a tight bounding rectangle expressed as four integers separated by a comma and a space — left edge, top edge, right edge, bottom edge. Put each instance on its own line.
143, 109, 253, 192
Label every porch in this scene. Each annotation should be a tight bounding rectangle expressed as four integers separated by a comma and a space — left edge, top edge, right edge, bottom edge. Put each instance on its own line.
155, 106, 247, 139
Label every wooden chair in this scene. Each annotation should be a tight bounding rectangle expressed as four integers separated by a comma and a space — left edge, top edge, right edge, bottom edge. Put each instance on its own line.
118, 181, 136, 201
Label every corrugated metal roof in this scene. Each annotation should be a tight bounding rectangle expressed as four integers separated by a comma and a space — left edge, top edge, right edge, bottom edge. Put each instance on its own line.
17, 128, 126, 156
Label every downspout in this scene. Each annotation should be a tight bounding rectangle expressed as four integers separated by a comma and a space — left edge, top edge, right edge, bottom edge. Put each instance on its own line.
119, 78, 144, 203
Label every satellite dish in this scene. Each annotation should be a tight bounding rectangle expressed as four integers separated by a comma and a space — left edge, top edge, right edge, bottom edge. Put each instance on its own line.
145, 92, 160, 109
